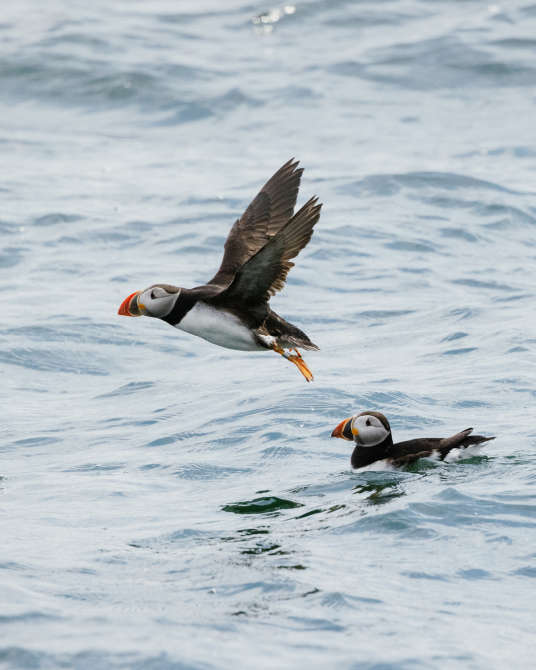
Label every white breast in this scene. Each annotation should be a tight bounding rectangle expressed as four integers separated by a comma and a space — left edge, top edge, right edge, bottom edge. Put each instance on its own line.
175, 302, 264, 351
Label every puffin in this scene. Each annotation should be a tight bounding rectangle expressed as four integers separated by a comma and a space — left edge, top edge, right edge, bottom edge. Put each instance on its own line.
118, 159, 321, 381
331, 411, 495, 468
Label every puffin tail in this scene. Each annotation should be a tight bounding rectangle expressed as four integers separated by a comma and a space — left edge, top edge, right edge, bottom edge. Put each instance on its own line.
295, 338, 320, 351
438, 428, 495, 460
462, 434, 496, 447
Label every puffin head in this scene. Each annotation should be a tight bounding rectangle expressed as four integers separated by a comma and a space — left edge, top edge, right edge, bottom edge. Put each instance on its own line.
118, 284, 181, 319
331, 411, 391, 447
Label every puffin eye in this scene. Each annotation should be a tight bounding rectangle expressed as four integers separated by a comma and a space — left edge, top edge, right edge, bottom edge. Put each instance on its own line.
151, 288, 166, 299
366, 418, 371, 426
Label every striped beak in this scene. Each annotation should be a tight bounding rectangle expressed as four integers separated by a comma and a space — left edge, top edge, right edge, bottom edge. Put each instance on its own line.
118, 291, 143, 317
331, 417, 355, 441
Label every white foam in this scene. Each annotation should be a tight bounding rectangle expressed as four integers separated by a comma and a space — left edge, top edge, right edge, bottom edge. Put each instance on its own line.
444, 445, 484, 463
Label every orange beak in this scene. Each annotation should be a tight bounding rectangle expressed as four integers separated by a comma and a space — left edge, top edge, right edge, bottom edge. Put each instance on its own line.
331, 417, 355, 441
118, 291, 143, 317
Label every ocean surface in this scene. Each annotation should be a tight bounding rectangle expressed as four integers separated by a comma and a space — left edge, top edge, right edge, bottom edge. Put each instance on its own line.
2, 1, 536, 668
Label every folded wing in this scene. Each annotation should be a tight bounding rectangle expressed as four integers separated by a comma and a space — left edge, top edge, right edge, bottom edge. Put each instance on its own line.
390, 428, 495, 466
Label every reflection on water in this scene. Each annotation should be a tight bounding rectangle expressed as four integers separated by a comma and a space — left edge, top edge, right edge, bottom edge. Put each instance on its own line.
222, 496, 304, 515
353, 480, 405, 506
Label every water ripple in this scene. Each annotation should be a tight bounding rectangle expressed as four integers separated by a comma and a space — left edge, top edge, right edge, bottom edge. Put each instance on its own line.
2, 1, 534, 667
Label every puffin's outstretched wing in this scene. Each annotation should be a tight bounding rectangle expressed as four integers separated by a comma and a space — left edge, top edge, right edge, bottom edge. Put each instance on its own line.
205, 159, 303, 293
212, 196, 321, 306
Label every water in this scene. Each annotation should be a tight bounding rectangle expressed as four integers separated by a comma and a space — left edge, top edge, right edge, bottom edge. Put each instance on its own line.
2, 1, 536, 668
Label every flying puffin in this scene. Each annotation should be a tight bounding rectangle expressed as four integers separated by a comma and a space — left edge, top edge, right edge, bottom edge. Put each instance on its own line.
331, 411, 495, 468
118, 159, 321, 381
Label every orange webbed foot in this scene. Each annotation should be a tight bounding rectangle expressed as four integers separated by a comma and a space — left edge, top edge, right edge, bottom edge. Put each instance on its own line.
273, 346, 314, 382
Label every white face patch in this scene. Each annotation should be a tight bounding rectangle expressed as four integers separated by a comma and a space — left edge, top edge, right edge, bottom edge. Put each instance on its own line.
352, 414, 390, 447
139, 286, 180, 318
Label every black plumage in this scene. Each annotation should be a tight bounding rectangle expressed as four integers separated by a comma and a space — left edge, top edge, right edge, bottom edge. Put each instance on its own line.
118, 159, 321, 380
331, 411, 495, 469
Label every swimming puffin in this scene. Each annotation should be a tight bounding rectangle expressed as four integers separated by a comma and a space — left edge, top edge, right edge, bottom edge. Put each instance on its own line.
118, 159, 321, 381
331, 411, 495, 468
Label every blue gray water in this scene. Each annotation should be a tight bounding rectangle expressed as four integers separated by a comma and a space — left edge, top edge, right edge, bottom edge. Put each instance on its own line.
2, 1, 536, 668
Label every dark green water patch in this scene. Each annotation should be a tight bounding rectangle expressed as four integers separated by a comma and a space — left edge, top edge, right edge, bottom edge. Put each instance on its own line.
241, 543, 282, 556
238, 527, 270, 537
295, 504, 346, 520
295, 508, 323, 519
219, 527, 272, 544
353, 481, 405, 505
403, 458, 439, 472
222, 497, 304, 515
454, 455, 491, 466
